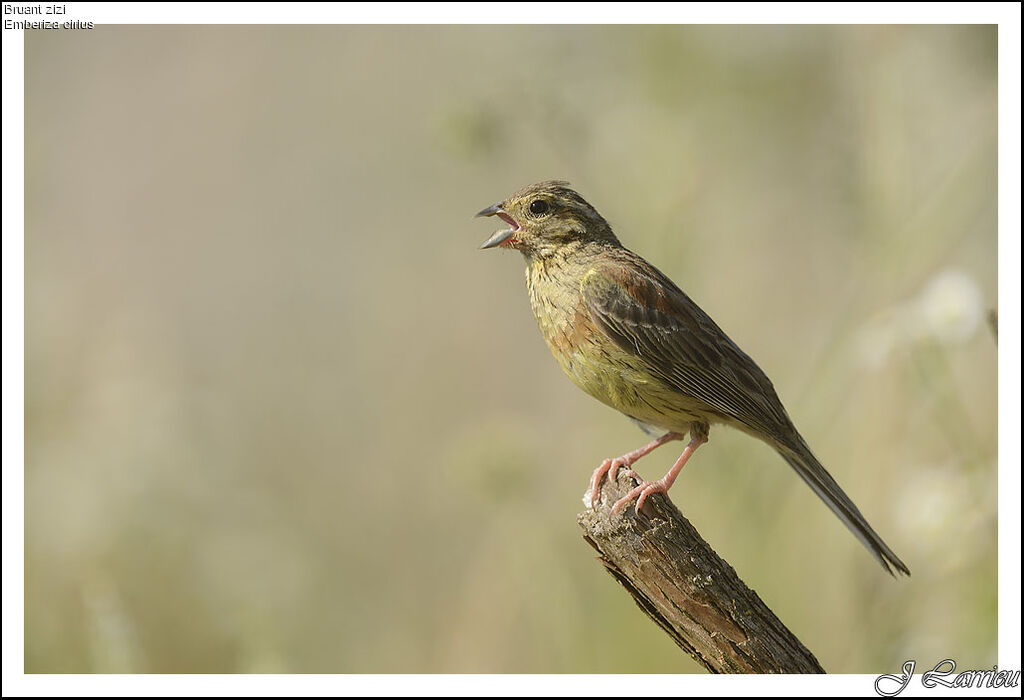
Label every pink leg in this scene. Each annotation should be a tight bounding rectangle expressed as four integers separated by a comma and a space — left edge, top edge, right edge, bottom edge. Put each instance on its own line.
611, 431, 709, 514
584, 432, 682, 508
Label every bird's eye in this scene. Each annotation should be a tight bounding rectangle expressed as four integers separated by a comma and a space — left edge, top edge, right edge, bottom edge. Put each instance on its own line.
529, 200, 550, 216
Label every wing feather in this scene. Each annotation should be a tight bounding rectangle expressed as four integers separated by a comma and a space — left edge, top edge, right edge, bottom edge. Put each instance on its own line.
581, 258, 796, 444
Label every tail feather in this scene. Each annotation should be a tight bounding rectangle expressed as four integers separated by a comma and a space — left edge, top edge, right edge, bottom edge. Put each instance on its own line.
778, 445, 910, 576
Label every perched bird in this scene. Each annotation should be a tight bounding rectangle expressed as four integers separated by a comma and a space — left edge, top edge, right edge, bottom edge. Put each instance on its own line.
477, 181, 909, 576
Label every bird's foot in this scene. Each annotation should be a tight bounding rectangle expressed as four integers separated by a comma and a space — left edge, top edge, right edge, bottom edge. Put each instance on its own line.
609, 432, 707, 514
583, 456, 632, 508
611, 475, 670, 514
582, 432, 684, 508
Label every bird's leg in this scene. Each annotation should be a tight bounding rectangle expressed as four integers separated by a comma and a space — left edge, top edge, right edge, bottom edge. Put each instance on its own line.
612, 425, 710, 514
584, 431, 682, 508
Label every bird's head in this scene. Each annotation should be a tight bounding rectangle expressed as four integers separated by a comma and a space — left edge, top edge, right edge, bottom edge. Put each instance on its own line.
476, 181, 619, 259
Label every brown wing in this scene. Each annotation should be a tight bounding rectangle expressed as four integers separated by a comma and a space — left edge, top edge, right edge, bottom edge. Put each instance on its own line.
582, 253, 911, 576
581, 255, 797, 445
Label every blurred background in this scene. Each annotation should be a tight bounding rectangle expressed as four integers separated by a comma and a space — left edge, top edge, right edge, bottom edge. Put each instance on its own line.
25, 25, 997, 673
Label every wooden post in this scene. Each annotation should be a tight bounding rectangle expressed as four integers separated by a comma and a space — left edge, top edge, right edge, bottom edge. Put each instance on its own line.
578, 474, 826, 674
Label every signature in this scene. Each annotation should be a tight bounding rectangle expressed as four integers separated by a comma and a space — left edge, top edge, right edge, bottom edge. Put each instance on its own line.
875, 659, 1021, 696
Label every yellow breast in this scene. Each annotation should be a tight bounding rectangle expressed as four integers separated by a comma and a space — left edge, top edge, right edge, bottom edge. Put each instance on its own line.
525, 260, 699, 433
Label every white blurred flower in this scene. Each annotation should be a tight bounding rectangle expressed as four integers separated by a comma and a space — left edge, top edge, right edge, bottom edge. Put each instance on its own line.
857, 268, 984, 369
898, 463, 996, 573
914, 269, 984, 344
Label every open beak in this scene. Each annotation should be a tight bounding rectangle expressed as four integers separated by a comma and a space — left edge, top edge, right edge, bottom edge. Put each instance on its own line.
475, 203, 520, 249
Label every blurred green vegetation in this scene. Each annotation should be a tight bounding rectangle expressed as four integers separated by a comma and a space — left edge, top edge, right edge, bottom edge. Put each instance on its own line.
24, 25, 997, 673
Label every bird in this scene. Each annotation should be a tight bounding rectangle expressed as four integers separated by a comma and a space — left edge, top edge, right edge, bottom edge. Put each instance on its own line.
476, 180, 910, 576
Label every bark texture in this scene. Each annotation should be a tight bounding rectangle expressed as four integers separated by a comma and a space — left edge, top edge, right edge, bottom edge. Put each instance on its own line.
578, 475, 826, 674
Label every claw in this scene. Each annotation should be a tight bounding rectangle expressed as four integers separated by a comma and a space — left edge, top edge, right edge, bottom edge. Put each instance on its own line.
585, 455, 633, 507
608, 432, 707, 515
583, 432, 683, 509
610, 478, 668, 514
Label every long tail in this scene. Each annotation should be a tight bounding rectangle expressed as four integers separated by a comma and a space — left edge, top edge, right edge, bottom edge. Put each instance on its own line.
778, 443, 910, 576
